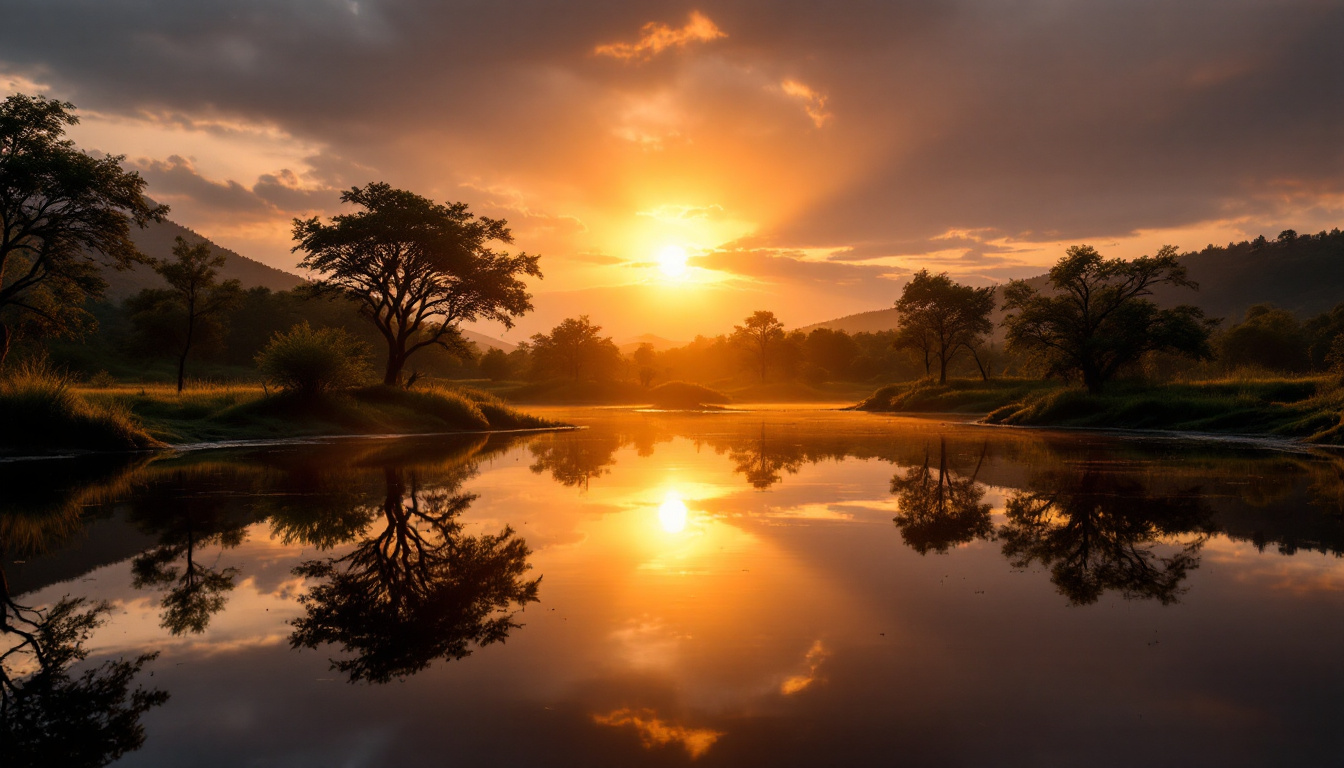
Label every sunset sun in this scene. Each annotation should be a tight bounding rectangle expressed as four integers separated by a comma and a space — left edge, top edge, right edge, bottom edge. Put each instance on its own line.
657, 244, 689, 279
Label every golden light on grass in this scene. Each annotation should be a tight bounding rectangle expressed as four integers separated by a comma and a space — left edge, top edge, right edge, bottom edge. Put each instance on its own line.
657, 244, 690, 280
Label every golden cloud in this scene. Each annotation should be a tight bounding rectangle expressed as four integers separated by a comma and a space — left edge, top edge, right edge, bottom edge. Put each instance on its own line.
780, 80, 832, 128
594, 11, 727, 61
593, 707, 724, 759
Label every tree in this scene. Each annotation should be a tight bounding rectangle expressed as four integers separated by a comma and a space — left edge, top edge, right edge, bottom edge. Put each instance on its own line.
145, 237, 242, 391
731, 310, 785, 382
292, 183, 541, 386
478, 347, 512, 381
632, 342, 657, 387
890, 439, 993, 554
893, 270, 996, 384
1002, 245, 1215, 394
529, 316, 620, 380
0, 94, 166, 366
1217, 304, 1309, 372
803, 328, 859, 381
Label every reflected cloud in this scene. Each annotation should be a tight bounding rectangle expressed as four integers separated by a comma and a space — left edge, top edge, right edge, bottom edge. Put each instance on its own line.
780, 639, 830, 695
592, 707, 723, 759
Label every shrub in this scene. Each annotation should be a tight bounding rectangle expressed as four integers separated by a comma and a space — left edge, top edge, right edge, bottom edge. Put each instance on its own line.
256, 323, 372, 397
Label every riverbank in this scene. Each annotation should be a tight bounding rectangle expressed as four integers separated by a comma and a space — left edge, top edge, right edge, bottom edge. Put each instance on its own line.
0, 379, 562, 454
855, 376, 1344, 444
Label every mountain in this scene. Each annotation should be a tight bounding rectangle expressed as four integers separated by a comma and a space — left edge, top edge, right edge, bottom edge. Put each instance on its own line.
618, 334, 686, 354
99, 217, 306, 300
797, 308, 900, 335
461, 330, 516, 353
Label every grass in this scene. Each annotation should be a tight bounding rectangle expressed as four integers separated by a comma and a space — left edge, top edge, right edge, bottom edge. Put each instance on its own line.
0, 361, 160, 453
62, 381, 562, 448
853, 378, 1060, 414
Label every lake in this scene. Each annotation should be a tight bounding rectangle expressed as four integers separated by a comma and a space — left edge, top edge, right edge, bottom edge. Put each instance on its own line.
4, 408, 1343, 767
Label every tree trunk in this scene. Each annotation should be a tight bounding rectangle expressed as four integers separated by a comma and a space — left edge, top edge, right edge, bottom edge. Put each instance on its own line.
0, 322, 10, 370
1083, 366, 1103, 394
938, 355, 948, 384
177, 311, 196, 393
383, 352, 403, 386
967, 344, 990, 381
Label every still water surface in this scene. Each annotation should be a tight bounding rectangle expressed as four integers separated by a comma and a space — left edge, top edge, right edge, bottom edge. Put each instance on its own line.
4, 408, 1344, 766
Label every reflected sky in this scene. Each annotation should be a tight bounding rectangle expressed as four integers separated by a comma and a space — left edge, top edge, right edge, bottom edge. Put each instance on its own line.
4, 410, 1344, 767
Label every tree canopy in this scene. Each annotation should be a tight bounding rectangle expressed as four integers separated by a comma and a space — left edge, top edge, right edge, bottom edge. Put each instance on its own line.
0, 93, 166, 366
731, 310, 786, 382
292, 183, 540, 385
529, 315, 621, 380
1002, 245, 1215, 393
894, 270, 996, 383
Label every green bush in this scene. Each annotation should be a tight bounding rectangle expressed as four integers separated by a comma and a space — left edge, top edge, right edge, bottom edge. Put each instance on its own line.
256, 323, 372, 397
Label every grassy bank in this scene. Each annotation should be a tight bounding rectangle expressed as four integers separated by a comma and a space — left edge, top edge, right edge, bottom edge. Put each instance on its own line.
853, 378, 1060, 414
855, 375, 1344, 443
986, 376, 1344, 443
1, 375, 560, 455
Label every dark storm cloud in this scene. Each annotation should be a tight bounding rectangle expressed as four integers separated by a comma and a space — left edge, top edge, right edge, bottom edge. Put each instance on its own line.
1, 0, 1341, 248
134, 156, 334, 216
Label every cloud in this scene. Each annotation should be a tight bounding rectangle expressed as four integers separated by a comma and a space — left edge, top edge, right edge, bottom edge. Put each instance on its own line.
637, 203, 724, 222
592, 708, 723, 759
780, 80, 831, 127
593, 11, 727, 61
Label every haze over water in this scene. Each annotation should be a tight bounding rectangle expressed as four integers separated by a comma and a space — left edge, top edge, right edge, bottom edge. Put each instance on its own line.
6, 408, 1344, 767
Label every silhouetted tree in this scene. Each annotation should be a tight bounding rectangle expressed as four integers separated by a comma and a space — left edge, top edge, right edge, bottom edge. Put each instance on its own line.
528, 430, 621, 490
0, 94, 166, 366
732, 310, 786, 382
131, 237, 243, 391
529, 316, 621, 380
891, 439, 993, 554
1003, 245, 1215, 393
1217, 304, 1310, 372
632, 342, 657, 386
999, 467, 1212, 605
725, 424, 806, 489
894, 270, 996, 383
290, 467, 539, 683
293, 183, 541, 385
478, 347, 512, 381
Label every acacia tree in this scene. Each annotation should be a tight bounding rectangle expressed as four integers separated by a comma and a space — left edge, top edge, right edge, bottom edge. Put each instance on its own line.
528, 315, 620, 380
731, 310, 785, 382
0, 94, 166, 366
894, 270, 996, 384
146, 237, 242, 392
1003, 245, 1215, 394
293, 183, 541, 386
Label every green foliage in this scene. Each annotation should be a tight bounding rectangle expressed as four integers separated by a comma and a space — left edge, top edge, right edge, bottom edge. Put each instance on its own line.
894, 270, 996, 383
1217, 304, 1310, 372
856, 377, 1058, 413
293, 182, 541, 385
0, 93, 167, 364
0, 359, 156, 451
1003, 245, 1216, 393
255, 322, 372, 397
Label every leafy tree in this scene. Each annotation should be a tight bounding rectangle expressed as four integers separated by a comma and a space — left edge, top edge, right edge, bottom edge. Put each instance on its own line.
1002, 245, 1215, 394
632, 342, 657, 387
890, 439, 993, 554
803, 328, 859, 381
731, 310, 785, 382
1217, 304, 1310, 372
0, 94, 166, 366
478, 347, 512, 381
894, 270, 996, 383
528, 315, 620, 380
293, 183, 541, 386
136, 237, 243, 391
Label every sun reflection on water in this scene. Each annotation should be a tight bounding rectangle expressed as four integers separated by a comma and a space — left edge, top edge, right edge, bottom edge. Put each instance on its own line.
658, 492, 689, 533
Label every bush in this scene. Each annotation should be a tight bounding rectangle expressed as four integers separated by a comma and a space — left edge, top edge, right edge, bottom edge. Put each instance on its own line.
256, 323, 372, 397
647, 381, 731, 409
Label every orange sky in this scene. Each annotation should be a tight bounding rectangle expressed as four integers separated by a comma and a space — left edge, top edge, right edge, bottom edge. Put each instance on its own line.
3, 4, 1343, 340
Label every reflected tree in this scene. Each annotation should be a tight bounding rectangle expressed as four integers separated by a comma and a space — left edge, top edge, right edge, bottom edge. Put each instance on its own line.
528, 432, 621, 490
290, 467, 540, 683
727, 424, 805, 489
891, 439, 993, 554
129, 478, 251, 635
1, 504, 167, 767
999, 468, 1212, 605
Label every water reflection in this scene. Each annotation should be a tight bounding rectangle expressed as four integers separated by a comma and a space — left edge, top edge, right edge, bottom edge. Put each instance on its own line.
890, 438, 993, 554
288, 466, 540, 684
999, 464, 1213, 605
1, 466, 168, 768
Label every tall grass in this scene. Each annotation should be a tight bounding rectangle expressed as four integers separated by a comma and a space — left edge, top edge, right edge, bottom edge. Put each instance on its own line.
0, 360, 158, 451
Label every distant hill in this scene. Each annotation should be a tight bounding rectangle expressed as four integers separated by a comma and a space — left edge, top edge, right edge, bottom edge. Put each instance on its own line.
802, 229, 1344, 333
99, 217, 306, 301
462, 330, 516, 353
619, 334, 686, 354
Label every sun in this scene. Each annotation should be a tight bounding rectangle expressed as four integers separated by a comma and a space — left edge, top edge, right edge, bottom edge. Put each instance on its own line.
658, 492, 689, 533
657, 244, 689, 279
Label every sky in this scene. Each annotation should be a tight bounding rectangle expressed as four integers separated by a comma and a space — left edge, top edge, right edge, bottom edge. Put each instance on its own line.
3, 0, 1343, 341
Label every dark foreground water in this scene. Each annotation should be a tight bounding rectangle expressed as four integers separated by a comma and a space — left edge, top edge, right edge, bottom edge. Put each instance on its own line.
3, 408, 1343, 767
